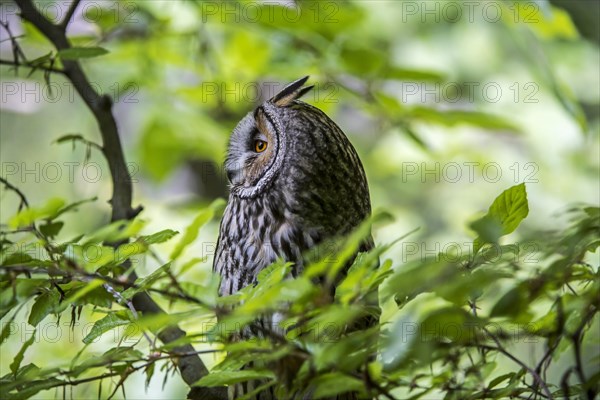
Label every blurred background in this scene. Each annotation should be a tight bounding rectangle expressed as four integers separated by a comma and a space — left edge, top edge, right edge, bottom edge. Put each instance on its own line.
1, 0, 598, 398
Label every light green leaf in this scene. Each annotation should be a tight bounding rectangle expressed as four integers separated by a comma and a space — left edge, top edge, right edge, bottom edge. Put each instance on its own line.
121, 262, 171, 299
139, 229, 179, 245
51, 197, 97, 220
64, 279, 105, 306
170, 199, 225, 260
471, 183, 529, 253
69, 244, 115, 270
114, 241, 147, 264
82, 219, 146, 245
28, 290, 60, 327
9, 198, 66, 228
311, 372, 364, 398
488, 372, 516, 389
177, 257, 206, 276
383, 67, 446, 82
83, 312, 130, 344
195, 370, 275, 387
406, 107, 520, 132
490, 283, 530, 318
10, 330, 36, 376
57, 47, 109, 60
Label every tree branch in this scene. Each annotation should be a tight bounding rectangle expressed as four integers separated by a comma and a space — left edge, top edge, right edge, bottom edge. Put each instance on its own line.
570, 304, 597, 400
16, 0, 134, 221
60, 0, 81, 31
0, 176, 29, 211
11, 1, 224, 398
0, 58, 65, 74
481, 328, 553, 399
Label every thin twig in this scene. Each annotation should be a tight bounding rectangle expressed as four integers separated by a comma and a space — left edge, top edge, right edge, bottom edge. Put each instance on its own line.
0, 58, 65, 74
0, 19, 27, 66
60, 0, 81, 30
480, 329, 553, 400
0, 264, 215, 309
0, 176, 29, 211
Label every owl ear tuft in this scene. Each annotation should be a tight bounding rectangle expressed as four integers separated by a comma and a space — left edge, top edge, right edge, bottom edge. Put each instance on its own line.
270, 76, 314, 107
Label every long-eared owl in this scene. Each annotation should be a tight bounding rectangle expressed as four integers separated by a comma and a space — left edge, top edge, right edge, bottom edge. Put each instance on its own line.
213, 76, 373, 297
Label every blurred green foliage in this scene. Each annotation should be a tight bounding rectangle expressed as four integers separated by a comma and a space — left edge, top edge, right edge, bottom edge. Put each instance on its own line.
1, 183, 598, 399
1, 0, 599, 399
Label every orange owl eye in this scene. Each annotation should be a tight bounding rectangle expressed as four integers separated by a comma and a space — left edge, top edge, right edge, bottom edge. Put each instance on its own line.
254, 140, 268, 153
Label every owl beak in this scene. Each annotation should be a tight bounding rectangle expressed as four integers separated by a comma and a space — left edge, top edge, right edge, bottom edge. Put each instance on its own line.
226, 168, 240, 184
226, 169, 235, 183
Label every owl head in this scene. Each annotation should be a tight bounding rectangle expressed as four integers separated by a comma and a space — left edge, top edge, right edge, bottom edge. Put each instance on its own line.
224, 76, 317, 199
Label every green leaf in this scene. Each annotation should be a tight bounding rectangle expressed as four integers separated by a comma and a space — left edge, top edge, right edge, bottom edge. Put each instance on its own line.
383, 67, 445, 82
252, 3, 364, 42
195, 370, 275, 387
64, 279, 106, 307
10, 330, 36, 376
39, 221, 64, 239
51, 197, 97, 220
583, 207, 600, 219
1, 252, 34, 266
144, 363, 155, 391
419, 307, 480, 344
435, 268, 512, 305
311, 372, 364, 398
28, 52, 53, 66
139, 116, 227, 181
69, 244, 115, 270
83, 218, 146, 245
139, 229, 179, 245
341, 46, 386, 76
177, 257, 205, 276
1, 309, 20, 345
1, 377, 63, 400
470, 216, 503, 245
121, 262, 171, 299
71, 346, 142, 377
57, 47, 109, 60
128, 310, 207, 333
114, 241, 147, 264
139, 121, 187, 181
28, 290, 60, 326
471, 183, 529, 253
9, 198, 66, 228
490, 284, 529, 318
83, 312, 130, 344
69, 284, 113, 308
381, 312, 418, 369
312, 328, 378, 372
179, 279, 220, 308
487, 183, 529, 234
488, 372, 515, 389
406, 107, 520, 131
170, 199, 225, 260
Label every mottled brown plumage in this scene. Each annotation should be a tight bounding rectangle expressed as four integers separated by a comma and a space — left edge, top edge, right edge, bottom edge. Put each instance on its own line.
213, 76, 374, 399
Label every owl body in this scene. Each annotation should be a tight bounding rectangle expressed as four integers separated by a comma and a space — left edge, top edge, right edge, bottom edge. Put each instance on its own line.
214, 77, 372, 296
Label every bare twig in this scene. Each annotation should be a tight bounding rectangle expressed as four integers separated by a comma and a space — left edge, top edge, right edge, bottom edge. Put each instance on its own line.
0, 58, 65, 74
60, 0, 81, 31
0, 19, 27, 68
0, 176, 29, 211
480, 329, 553, 400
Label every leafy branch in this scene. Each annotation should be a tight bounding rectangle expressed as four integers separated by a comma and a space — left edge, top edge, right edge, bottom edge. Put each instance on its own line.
3, 1, 223, 398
